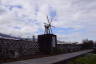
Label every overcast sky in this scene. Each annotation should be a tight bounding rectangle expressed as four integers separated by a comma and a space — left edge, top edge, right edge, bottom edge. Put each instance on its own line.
0, 0, 96, 42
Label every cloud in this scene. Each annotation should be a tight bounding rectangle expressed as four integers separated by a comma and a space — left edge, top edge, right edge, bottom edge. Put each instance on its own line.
0, 0, 96, 42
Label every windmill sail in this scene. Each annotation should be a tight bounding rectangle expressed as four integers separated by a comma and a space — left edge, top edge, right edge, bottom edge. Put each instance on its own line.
44, 15, 55, 34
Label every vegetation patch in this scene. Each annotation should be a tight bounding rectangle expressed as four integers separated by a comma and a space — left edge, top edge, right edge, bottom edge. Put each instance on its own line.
67, 53, 96, 64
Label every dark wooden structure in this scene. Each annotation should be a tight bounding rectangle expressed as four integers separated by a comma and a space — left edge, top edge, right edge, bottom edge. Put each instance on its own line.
38, 34, 57, 54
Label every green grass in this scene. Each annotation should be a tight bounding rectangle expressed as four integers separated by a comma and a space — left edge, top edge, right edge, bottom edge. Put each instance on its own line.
68, 53, 96, 64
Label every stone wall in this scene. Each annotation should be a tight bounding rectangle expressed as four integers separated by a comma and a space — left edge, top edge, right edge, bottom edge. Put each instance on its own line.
57, 44, 82, 53
0, 38, 39, 58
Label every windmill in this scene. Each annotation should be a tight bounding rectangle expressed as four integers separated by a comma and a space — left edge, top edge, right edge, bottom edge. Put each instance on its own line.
44, 16, 55, 34
38, 16, 57, 54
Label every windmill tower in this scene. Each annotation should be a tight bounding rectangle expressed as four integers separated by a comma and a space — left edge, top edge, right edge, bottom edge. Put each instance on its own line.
38, 15, 57, 54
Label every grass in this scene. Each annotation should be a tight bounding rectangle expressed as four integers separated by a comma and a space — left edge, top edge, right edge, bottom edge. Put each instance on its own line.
68, 53, 96, 64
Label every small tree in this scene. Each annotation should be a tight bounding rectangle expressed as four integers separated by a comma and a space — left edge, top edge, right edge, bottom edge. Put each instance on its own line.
82, 39, 94, 49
